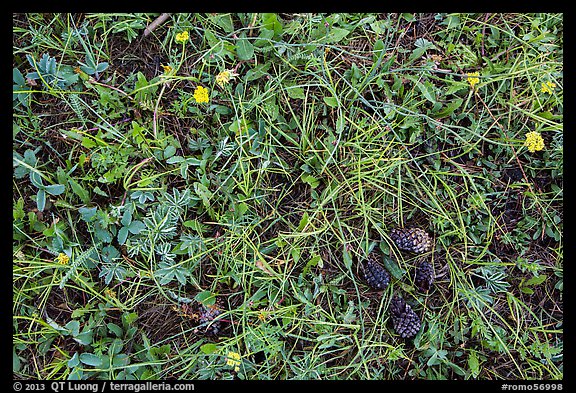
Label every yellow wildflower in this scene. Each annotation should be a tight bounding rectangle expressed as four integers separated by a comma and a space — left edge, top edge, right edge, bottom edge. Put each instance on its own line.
161, 64, 173, 74
193, 86, 209, 104
104, 288, 116, 299
56, 253, 69, 265
226, 351, 241, 372
215, 69, 238, 87
540, 81, 556, 94
175, 30, 189, 44
466, 71, 480, 88
524, 131, 545, 153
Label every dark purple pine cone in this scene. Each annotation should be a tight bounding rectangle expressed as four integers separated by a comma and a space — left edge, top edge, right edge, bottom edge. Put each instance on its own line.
362, 253, 390, 290
415, 260, 434, 292
197, 304, 222, 335
390, 227, 432, 253
390, 295, 421, 338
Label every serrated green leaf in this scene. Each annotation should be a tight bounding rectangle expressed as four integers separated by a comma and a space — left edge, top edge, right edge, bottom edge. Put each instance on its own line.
121, 209, 132, 226
128, 220, 145, 234
118, 227, 129, 246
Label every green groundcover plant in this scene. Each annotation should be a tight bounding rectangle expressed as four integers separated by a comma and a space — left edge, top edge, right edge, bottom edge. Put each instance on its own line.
13, 13, 562, 380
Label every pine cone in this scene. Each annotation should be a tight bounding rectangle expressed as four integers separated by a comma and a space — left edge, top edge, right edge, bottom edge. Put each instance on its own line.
362, 253, 390, 290
390, 295, 421, 338
197, 304, 222, 335
415, 260, 434, 292
390, 227, 432, 253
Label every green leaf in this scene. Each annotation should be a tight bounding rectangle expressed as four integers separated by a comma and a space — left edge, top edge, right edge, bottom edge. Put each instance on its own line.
342, 247, 353, 269
373, 39, 385, 62
194, 182, 212, 209
13, 347, 21, 373
166, 155, 185, 164
164, 145, 177, 159
297, 212, 309, 232
213, 14, 234, 33
36, 189, 46, 212
13, 67, 25, 85
128, 220, 145, 234
68, 179, 89, 203
379, 254, 406, 280
524, 274, 547, 287
107, 323, 123, 338
323, 96, 338, 108
44, 184, 65, 196
79, 353, 103, 367
200, 343, 220, 354
118, 227, 129, 245
468, 350, 480, 378
65, 320, 80, 336
302, 255, 322, 275
96, 62, 109, 73
286, 86, 305, 99
261, 13, 283, 36
415, 80, 437, 104
67, 352, 80, 368
73, 330, 93, 346
245, 63, 270, 81
30, 171, 44, 188
301, 173, 320, 188
194, 290, 216, 306
236, 34, 254, 61
121, 209, 132, 226
325, 27, 350, 43
79, 206, 98, 221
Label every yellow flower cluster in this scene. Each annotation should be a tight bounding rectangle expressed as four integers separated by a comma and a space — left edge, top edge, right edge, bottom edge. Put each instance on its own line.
215, 69, 238, 87
540, 81, 556, 94
226, 351, 241, 372
193, 86, 209, 103
175, 30, 189, 44
524, 131, 545, 153
466, 71, 480, 88
56, 253, 69, 265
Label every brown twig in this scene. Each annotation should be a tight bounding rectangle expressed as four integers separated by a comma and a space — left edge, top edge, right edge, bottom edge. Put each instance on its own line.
144, 13, 172, 37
